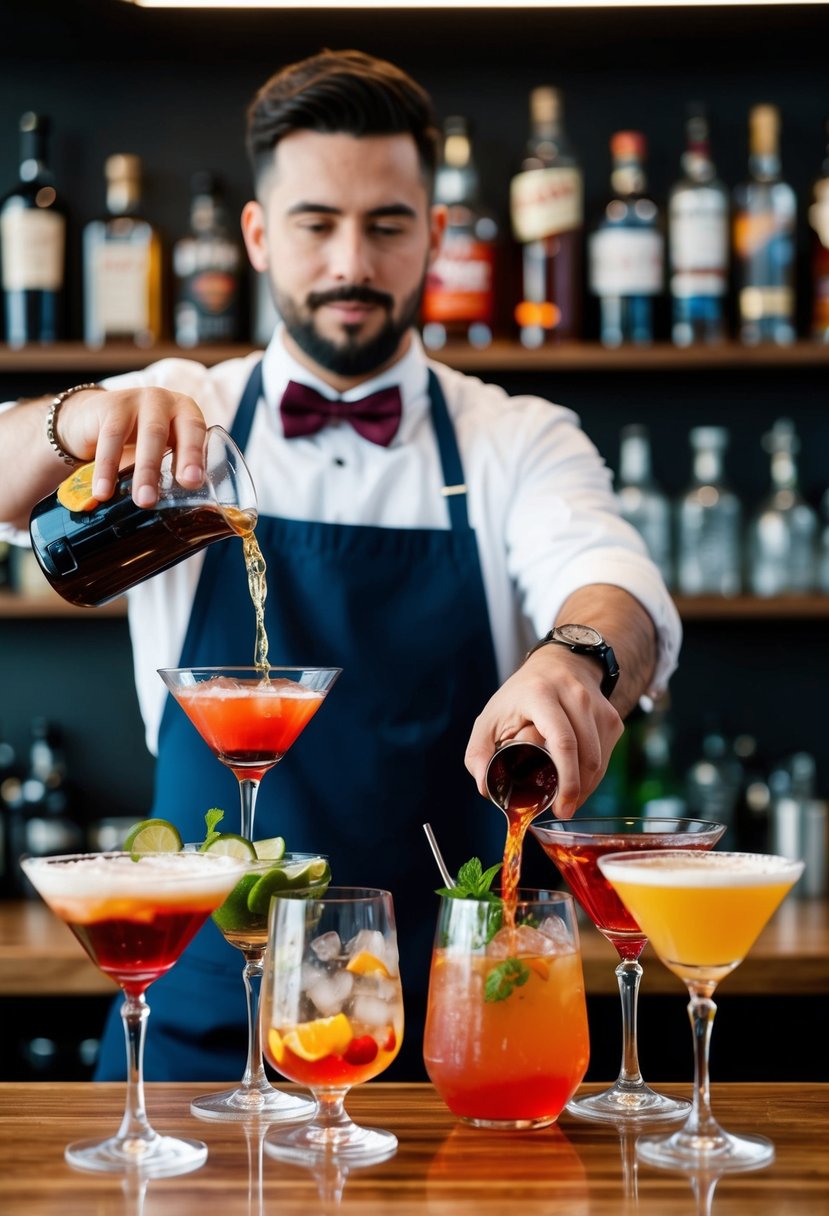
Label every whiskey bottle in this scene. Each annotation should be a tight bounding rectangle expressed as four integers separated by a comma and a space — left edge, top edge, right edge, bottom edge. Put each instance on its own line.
676, 426, 742, 596
747, 418, 817, 596
733, 105, 797, 345
668, 106, 729, 347
173, 171, 244, 347
510, 87, 582, 347
616, 424, 673, 586
0, 112, 67, 347
809, 118, 829, 343
421, 116, 498, 350
83, 154, 163, 347
589, 131, 664, 347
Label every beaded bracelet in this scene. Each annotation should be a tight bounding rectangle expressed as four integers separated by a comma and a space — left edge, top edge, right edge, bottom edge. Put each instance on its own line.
46, 383, 102, 466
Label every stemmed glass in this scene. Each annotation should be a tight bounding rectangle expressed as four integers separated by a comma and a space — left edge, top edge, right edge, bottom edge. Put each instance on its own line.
20, 850, 243, 1175
529, 816, 725, 1124
261, 887, 404, 1165
599, 849, 803, 1171
190, 852, 331, 1122
158, 665, 341, 842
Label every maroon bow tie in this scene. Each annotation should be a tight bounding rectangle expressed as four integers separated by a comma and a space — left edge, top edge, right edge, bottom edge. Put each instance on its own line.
279, 380, 402, 447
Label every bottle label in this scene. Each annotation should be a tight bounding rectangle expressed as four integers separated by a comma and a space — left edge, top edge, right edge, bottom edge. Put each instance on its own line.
510, 167, 583, 242
733, 208, 796, 259
1, 208, 65, 291
738, 286, 795, 319
589, 228, 664, 295
669, 201, 728, 276
92, 244, 151, 334
422, 234, 496, 324
671, 272, 727, 299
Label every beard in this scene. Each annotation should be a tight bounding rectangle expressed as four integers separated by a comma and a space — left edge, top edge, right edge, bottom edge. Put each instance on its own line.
273, 280, 425, 378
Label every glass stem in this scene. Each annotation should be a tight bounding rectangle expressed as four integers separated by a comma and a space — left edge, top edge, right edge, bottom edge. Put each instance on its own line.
238, 777, 260, 842
615, 958, 645, 1089
684, 987, 721, 1141
241, 953, 270, 1093
314, 1088, 353, 1132
117, 990, 156, 1146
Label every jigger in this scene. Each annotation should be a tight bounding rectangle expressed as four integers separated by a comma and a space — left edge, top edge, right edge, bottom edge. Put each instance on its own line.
485, 740, 558, 816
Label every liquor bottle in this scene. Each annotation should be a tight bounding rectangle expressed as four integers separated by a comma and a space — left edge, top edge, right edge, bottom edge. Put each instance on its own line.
510, 86, 582, 348
15, 719, 83, 897
627, 696, 685, 817
685, 730, 743, 849
589, 131, 664, 347
0, 724, 20, 897
83, 154, 163, 347
808, 117, 829, 342
668, 106, 729, 347
732, 104, 797, 345
747, 418, 818, 596
0, 112, 67, 348
421, 117, 498, 350
676, 426, 742, 596
818, 488, 829, 593
615, 424, 673, 586
173, 171, 244, 347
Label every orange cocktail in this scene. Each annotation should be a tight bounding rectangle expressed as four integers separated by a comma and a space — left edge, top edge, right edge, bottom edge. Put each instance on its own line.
423, 890, 589, 1129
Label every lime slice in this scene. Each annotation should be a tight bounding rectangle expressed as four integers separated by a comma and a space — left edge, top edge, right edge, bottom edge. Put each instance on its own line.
212, 873, 260, 934
253, 836, 286, 861
123, 818, 183, 858
246, 859, 330, 916
201, 833, 257, 860
284, 858, 331, 891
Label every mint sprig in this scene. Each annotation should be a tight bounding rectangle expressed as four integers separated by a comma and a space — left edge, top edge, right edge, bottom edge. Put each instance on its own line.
202, 807, 226, 848
485, 958, 531, 1003
436, 857, 501, 902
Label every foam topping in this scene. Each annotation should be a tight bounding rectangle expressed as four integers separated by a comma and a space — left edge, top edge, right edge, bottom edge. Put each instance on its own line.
22, 851, 243, 901
599, 851, 804, 888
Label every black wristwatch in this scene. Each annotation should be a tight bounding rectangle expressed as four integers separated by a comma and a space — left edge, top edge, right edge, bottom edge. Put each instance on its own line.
526, 623, 620, 699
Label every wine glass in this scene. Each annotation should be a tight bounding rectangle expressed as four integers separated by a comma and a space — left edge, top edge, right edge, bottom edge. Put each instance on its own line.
158, 665, 341, 841
20, 850, 244, 1175
261, 887, 403, 1164
529, 815, 725, 1124
190, 852, 331, 1122
599, 849, 803, 1171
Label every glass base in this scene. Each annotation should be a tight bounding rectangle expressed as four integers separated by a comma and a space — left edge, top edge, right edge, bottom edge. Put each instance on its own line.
461, 1112, 558, 1130
636, 1127, 776, 1173
566, 1084, 691, 1125
265, 1121, 398, 1166
190, 1084, 316, 1123
65, 1133, 207, 1177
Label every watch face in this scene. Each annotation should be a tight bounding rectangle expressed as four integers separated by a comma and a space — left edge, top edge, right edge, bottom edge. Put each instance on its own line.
555, 624, 603, 647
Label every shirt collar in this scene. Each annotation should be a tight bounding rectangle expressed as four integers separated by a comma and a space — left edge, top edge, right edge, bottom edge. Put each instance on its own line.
260, 324, 431, 445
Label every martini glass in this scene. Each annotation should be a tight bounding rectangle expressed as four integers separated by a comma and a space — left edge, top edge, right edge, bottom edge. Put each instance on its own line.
599, 850, 803, 1171
191, 851, 331, 1122
529, 815, 725, 1124
20, 850, 244, 1175
158, 666, 341, 841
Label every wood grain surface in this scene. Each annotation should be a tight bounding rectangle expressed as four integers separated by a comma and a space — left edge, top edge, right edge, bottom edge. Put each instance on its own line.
0, 1082, 826, 1215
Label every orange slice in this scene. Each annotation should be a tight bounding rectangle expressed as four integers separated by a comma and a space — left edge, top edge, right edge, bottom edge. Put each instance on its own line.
282, 1013, 353, 1062
56, 462, 99, 512
346, 950, 390, 978
527, 958, 550, 981
267, 1027, 285, 1065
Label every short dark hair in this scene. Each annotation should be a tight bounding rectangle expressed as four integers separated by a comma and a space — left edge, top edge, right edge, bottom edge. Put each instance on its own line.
246, 49, 439, 191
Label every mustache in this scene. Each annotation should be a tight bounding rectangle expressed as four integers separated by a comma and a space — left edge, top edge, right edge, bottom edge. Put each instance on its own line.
307, 285, 394, 312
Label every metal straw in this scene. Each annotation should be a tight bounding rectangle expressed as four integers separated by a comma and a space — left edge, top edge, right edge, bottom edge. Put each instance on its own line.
422, 823, 455, 888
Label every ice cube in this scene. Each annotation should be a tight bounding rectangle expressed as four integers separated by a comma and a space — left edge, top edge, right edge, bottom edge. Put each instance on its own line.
382, 931, 400, 977
538, 915, 574, 952
485, 924, 561, 959
311, 931, 342, 961
346, 929, 386, 960
350, 992, 392, 1029
300, 961, 321, 989
308, 970, 354, 1017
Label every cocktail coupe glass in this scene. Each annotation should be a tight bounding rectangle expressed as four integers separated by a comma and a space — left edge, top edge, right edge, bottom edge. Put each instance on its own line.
599, 849, 804, 1171
190, 852, 330, 1122
157, 666, 341, 843
20, 850, 244, 1175
529, 816, 725, 1124
262, 887, 404, 1165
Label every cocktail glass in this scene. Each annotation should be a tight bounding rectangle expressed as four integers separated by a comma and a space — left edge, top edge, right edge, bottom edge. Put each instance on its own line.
529, 815, 725, 1124
20, 850, 244, 1175
423, 888, 590, 1129
261, 887, 403, 1165
599, 849, 803, 1171
191, 851, 331, 1122
157, 666, 341, 841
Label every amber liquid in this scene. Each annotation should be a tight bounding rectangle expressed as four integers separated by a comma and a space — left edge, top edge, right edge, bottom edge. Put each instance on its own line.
488, 744, 558, 919
239, 523, 269, 673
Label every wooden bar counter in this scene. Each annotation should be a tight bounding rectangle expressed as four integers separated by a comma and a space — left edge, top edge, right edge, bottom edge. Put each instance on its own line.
1, 895, 827, 997
0, 1081, 827, 1214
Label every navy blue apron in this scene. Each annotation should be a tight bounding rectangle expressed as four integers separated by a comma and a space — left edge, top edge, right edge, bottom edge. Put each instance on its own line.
95, 361, 502, 1082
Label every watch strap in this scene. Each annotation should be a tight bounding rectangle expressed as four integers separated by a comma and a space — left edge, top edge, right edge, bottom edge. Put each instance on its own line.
526, 628, 620, 699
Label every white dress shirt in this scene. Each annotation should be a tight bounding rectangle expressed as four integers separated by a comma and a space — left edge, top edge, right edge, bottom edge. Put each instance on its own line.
2, 326, 681, 755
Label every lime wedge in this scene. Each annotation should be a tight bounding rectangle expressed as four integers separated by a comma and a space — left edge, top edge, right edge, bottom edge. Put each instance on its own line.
123, 818, 183, 858
201, 833, 257, 860
246, 858, 330, 915
212, 873, 260, 934
253, 836, 286, 861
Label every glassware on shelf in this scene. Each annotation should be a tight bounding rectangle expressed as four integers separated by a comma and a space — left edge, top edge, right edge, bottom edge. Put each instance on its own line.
668, 105, 729, 348
676, 426, 742, 597
747, 418, 818, 596
616, 424, 673, 586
